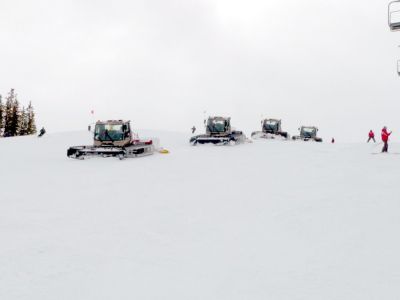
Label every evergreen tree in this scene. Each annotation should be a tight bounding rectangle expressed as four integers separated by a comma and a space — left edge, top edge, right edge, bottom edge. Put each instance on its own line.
19, 106, 28, 136
0, 95, 4, 136
2, 89, 37, 137
3, 89, 15, 137
26, 101, 37, 135
9, 98, 20, 136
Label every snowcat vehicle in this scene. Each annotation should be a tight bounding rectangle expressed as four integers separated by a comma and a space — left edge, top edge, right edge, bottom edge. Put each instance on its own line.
251, 118, 289, 140
67, 120, 155, 159
190, 116, 246, 145
292, 126, 323, 142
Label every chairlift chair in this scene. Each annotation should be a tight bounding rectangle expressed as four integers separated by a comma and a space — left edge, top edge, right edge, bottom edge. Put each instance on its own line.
389, 1, 400, 31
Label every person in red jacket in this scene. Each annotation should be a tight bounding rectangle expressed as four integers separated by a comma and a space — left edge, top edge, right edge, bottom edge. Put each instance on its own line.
381, 126, 392, 153
367, 130, 376, 143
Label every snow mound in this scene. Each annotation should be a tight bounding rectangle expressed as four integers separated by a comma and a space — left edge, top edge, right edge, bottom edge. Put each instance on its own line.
1, 131, 400, 299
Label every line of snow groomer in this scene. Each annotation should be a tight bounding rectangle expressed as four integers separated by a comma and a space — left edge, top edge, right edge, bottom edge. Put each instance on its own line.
67, 117, 322, 160
190, 116, 322, 145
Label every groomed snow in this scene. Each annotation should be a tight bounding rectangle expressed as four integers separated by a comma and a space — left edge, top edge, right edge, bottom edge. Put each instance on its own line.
1, 131, 400, 299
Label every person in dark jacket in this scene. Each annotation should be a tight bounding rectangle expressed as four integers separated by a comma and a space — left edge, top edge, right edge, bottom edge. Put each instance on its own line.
191, 126, 196, 134
367, 130, 376, 143
381, 126, 392, 153
38, 127, 46, 137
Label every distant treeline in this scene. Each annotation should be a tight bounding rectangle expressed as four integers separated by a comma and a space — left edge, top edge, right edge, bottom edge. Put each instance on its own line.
0, 89, 36, 137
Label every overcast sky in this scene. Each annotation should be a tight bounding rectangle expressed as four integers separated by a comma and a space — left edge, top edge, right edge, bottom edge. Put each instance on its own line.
0, 0, 398, 141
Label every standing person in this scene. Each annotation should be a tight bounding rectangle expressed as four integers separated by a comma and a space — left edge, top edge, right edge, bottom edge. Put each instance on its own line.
367, 130, 376, 143
38, 127, 46, 137
191, 126, 196, 134
381, 126, 392, 153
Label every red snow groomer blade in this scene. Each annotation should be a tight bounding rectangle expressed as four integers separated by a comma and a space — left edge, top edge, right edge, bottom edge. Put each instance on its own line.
132, 139, 153, 146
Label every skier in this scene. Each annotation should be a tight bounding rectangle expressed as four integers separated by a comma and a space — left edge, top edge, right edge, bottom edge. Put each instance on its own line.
381, 126, 392, 153
38, 127, 46, 138
367, 130, 376, 143
191, 126, 196, 134
331, 137, 335, 143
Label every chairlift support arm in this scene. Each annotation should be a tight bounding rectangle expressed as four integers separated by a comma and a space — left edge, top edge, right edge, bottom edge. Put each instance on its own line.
389, 0, 400, 29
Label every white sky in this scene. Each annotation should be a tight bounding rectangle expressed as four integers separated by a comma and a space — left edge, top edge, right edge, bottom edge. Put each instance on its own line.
0, 0, 398, 141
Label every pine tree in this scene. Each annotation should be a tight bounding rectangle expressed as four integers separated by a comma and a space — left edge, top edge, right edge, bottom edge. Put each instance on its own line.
19, 106, 28, 136
26, 101, 37, 135
3, 89, 15, 137
9, 98, 20, 136
0, 95, 4, 136
2, 89, 37, 137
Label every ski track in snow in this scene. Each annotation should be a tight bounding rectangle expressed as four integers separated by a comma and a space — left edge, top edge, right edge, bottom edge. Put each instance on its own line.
1, 131, 400, 300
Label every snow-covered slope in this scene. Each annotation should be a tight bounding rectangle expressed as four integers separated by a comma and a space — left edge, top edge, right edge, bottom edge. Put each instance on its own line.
1, 131, 400, 300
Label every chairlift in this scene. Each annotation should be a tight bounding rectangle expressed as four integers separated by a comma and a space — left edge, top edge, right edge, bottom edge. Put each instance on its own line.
389, 1, 400, 31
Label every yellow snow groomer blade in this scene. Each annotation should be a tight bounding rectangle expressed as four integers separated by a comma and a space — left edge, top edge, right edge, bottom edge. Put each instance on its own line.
159, 149, 170, 154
